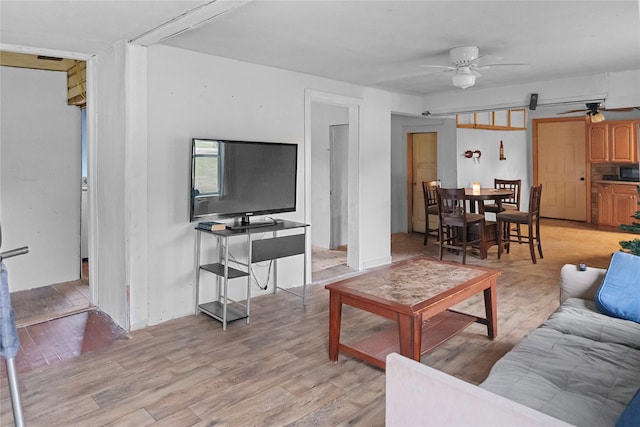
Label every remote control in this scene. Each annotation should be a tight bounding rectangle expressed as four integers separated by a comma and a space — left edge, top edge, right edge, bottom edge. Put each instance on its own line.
578, 263, 587, 271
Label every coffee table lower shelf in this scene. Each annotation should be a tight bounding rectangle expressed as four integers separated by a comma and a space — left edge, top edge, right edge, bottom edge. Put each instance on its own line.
339, 310, 476, 369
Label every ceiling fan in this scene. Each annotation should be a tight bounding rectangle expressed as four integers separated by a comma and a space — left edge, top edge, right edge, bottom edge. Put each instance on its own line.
420, 46, 529, 89
559, 103, 636, 122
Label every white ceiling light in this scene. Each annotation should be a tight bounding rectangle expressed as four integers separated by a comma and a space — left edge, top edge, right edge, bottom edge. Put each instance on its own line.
452, 67, 476, 89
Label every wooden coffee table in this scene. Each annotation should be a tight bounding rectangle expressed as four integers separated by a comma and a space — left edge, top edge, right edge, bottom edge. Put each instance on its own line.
325, 256, 500, 369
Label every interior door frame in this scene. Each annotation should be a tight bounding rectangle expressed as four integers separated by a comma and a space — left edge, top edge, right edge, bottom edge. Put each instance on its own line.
304, 90, 362, 276
0, 43, 97, 297
532, 116, 589, 222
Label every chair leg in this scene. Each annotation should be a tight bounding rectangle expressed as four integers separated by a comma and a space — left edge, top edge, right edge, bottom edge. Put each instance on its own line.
504, 221, 511, 254
528, 228, 537, 264
461, 225, 467, 264
424, 215, 429, 245
536, 219, 543, 259
497, 219, 503, 259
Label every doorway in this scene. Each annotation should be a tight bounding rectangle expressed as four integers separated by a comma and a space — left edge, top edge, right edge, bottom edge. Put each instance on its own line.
330, 124, 349, 250
0, 53, 92, 325
306, 90, 361, 282
534, 118, 587, 221
408, 132, 438, 233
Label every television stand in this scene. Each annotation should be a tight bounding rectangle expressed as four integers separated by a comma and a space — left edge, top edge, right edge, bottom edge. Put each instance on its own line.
194, 220, 309, 330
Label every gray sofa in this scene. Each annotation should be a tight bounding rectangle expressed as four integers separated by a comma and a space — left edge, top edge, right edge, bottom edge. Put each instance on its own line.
386, 262, 640, 426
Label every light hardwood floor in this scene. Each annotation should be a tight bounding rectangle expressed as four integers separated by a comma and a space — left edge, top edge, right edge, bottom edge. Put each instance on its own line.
0, 219, 632, 426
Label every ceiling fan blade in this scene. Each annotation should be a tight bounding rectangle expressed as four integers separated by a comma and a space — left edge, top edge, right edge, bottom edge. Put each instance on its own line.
558, 109, 588, 114
601, 107, 636, 112
474, 63, 530, 71
419, 64, 456, 71
470, 54, 502, 66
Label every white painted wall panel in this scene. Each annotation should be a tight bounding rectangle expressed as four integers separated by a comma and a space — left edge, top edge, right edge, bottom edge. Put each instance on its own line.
93, 41, 129, 328
141, 45, 423, 326
0, 66, 81, 291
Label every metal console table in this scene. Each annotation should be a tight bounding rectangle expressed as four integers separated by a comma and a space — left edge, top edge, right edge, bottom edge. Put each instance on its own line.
194, 220, 309, 330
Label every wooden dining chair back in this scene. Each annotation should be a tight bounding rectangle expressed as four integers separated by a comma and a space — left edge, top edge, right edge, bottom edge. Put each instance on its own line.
484, 179, 522, 213
422, 180, 441, 245
497, 185, 543, 264
436, 188, 485, 264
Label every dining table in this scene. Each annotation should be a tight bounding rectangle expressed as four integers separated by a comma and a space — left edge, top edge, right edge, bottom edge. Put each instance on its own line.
464, 188, 515, 215
463, 187, 515, 259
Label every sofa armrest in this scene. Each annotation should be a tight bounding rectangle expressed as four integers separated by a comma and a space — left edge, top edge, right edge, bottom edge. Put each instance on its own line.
560, 264, 606, 304
385, 353, 571, 427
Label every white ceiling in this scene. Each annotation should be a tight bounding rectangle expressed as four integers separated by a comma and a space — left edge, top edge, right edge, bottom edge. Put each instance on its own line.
1, 0, 640, 98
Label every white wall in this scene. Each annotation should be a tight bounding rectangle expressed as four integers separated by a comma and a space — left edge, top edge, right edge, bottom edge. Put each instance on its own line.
93, 42, 127, 326
422, 70, 640, 116
310, 103, 348, 248
390, 114, 458, 233
0, 66, 81, 291
132, 45, 422, 327
456, 128, 529, 216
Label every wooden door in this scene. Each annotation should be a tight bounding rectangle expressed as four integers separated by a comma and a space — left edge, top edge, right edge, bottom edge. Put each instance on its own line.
409, 133, 438, 233
536, 120, 587, 221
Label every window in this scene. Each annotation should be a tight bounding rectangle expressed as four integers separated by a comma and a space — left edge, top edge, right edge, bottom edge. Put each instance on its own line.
193, 139, 221, 195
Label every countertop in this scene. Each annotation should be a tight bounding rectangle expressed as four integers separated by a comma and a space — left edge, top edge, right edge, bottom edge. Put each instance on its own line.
594, 180, 640, 185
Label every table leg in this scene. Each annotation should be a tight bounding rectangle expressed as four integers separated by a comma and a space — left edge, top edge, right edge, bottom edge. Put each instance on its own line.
397, 314, 421, 361
328, 291, 342, 361
483, 281, 498, 339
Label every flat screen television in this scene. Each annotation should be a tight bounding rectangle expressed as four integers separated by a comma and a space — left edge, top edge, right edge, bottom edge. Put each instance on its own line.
190, 138, 298, 226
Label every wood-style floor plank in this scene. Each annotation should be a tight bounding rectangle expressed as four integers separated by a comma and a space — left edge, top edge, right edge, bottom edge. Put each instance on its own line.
0, 219, 632, 426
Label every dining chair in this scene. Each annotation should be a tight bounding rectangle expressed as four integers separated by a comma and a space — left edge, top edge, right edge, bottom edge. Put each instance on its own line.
436, 188, 485, 264
484, 179, 522, 213
497, 185, 543, 264
422, 180, 441, 245
485, 178, 522, 243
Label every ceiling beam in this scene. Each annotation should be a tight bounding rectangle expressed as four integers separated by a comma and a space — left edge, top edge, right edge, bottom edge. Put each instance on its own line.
131, 0, 252, 46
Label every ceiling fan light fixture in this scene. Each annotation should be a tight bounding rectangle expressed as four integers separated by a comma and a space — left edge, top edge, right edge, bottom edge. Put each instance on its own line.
589, 111, 605, 123
452, 67, 476, 89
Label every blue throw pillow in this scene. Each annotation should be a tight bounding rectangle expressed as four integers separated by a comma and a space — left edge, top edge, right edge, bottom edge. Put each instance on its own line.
616, 388, 640, 427
595, 251, 640, 323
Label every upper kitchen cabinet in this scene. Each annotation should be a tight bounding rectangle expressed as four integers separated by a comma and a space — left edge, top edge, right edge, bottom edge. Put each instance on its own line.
588, 123, 608, 162
588, 120, 639, 163
610, 122, 637, 162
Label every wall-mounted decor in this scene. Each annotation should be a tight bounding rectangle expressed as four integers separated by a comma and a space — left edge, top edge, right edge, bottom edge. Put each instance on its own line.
499, 140, 506, 160
464, 150, 482, 163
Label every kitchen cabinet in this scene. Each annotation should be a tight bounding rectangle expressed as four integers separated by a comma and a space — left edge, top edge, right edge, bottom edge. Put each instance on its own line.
609, 122, 637, 162
588, 123, 608, 162
597, 183, 638, 226
588, 121, 639, 163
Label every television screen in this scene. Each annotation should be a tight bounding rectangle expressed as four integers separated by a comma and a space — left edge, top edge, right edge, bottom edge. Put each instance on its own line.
190, 139, 298, 223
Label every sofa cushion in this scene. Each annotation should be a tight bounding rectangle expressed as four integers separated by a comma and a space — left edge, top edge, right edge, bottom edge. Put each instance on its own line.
595, 252, 640, 323
480, 326, 640, 426
544, 298, 640, 350
616, 387, 640, 427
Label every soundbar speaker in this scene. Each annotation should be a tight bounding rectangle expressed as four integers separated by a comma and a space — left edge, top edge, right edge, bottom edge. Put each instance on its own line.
529, 93, 538, 110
